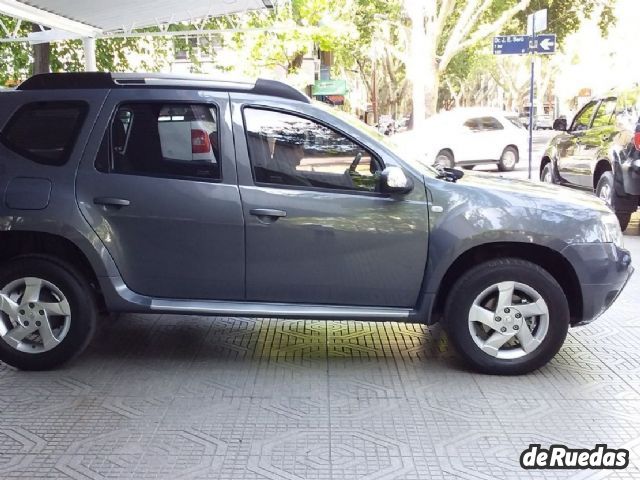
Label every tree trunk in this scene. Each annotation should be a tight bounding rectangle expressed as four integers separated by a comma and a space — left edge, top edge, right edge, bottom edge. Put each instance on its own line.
31, 23, 50, 75
406, 1, 427, 129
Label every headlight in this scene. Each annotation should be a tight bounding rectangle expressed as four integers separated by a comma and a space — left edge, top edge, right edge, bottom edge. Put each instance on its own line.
601, 213, 624, 248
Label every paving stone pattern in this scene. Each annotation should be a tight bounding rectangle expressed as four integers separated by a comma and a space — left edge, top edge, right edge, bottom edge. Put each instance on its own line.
1, 237, 639, 479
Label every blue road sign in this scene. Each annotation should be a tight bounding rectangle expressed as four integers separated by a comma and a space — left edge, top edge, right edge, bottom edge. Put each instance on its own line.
493, 35, 530, 55
532, 34, 556, 54
493, 34, 556, 55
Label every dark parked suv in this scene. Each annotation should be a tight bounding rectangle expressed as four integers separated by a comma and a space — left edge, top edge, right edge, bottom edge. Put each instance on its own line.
540, 88, 640, 230
0, 73, 632, 374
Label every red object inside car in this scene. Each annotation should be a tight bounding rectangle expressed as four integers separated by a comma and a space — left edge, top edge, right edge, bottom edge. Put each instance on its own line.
191, 129, 211, 154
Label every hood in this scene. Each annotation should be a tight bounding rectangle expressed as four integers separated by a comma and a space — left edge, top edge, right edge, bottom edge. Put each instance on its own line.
454, 171, 611, 214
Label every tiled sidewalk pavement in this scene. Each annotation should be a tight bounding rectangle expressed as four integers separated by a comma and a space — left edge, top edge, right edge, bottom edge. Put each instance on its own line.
0, 238, 639, 479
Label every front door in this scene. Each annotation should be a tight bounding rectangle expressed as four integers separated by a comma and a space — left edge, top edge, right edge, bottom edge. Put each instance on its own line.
76, 89, 245, 300
232, 101, 429, 308
556, 101, 597, 186
576, 97, 618, 188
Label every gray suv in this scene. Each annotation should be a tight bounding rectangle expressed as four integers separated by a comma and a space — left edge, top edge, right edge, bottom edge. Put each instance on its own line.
0, 73, 632, 374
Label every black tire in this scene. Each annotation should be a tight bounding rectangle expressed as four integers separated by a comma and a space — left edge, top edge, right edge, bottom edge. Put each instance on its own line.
540, 162, 555, 184
435, 149, 454, 168
498, 146, 518, 172
616, 212, 631, 232
443, 258, 569, 375
0, 255, 97, 370
596, 171, 632, 231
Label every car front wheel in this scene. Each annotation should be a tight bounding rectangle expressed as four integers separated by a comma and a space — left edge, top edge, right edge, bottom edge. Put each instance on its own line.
0, 256, 97, 370
444, 258, 569, 375
435, 150, 455, 168
596, 171, 631, 230
540, 163, 556, 184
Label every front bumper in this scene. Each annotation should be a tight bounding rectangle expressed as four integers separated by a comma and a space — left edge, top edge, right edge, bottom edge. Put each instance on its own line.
561, 242, 633, 326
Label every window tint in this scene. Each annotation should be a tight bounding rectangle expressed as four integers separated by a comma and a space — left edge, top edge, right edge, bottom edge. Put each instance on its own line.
97, 103, 220, 180
244, 108, 381, 193
463, 117, 503, 132
592, 98, 617, 128
0, 101, 87, 165
571, 101, 597, 131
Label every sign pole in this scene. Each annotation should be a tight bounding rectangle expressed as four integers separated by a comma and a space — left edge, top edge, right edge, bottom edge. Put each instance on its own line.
527, 16, 536, 180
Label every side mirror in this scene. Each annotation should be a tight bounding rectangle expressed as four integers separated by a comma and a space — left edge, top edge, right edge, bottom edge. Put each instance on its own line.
380, 166, 413, 194
553, 118, 567, 131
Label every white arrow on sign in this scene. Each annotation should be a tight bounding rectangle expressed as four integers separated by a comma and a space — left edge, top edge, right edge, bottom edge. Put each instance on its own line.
539, 38, 555, 51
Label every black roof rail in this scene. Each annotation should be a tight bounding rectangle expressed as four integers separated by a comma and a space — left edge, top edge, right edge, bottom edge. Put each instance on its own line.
18, 72, 114, 90
17, 72, 310, 103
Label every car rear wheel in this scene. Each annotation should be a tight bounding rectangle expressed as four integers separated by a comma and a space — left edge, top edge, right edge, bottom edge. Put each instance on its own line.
541, 163, 555, 184
0, 256, 97, 370
596, 171, 631, 231
435, 150, 454, 168
498, 146, 518, 172
444, 258, 569, 375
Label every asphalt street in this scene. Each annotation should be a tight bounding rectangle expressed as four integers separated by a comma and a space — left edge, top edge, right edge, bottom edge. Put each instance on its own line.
474, 129, 557, 179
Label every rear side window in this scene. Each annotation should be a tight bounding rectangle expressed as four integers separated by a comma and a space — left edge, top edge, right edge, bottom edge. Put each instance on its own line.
463, 117, 503, 131
96, 103, 220, 181
0, 101, 87, 166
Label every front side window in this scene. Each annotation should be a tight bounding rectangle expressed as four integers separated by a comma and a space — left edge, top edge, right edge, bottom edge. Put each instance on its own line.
244, 108, 382, 193
0, 101, 87, 166
591, 98, 617, 128
571, 101, 597, 132
97, 103, 220, 180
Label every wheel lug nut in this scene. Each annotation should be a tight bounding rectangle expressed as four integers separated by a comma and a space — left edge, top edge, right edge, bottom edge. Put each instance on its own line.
28, 303, 34, 308
35, 321, 41, 327
504, 308, 510, 313
500, 327, 507, 333
513, 325, 519, 330
495, 317, 501, 322
24, 320, 29, 326
38, 310, 44, 316
515, 313, 521, 318
19, 309, 25, 315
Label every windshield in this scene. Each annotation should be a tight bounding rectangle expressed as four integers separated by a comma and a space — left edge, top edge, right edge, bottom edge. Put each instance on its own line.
505, 115, 526, 129
315, 102, 440, 175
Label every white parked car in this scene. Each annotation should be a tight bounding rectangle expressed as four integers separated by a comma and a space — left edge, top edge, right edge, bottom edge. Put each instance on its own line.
393, 108, 529, 172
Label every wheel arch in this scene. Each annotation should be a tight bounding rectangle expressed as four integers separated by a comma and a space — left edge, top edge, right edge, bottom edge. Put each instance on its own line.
0, 231, 105, 310
430, 242, 582, 326
593, 159, 612, 191
539, 155, 552, 178
436, 148, 454, 159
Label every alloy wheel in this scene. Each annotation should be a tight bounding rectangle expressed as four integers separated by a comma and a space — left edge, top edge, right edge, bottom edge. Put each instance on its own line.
598, 183, 612, 205
0, 277, 71, 353
468, 281, 549, 359
501, 150, 517, 169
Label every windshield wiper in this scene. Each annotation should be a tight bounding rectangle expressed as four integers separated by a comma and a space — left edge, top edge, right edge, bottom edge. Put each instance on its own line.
434, 165, 464, 182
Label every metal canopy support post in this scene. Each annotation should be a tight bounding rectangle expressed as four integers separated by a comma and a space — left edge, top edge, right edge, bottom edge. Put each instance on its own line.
83, 37, 96, 71
527, 16, 536, 181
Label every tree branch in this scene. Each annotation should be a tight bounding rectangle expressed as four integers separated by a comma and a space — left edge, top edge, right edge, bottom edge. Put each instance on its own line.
439, 0, 532, 71
435, 0, 457, 37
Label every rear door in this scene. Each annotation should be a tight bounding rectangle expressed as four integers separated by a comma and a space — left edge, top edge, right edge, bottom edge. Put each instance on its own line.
459, 117, 504, 161
76, 88, 245, 300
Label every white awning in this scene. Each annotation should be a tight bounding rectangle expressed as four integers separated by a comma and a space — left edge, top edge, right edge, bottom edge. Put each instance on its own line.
0, 0, 271, 36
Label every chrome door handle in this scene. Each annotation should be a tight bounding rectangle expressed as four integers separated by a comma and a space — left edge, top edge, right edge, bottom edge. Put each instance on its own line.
94, 197, 131, 207
250, 208, 286, 218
